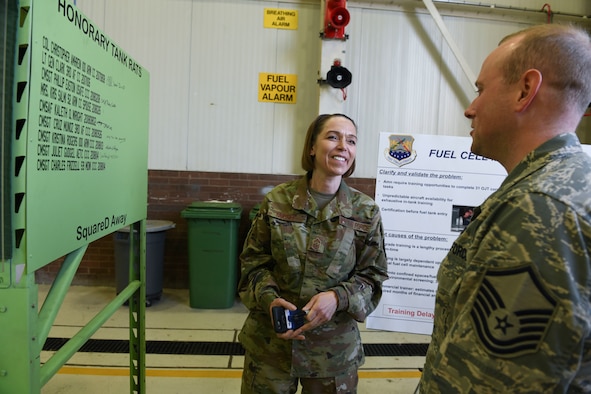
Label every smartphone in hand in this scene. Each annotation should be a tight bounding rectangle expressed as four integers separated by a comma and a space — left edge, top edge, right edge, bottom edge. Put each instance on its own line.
272, 306, 307, 333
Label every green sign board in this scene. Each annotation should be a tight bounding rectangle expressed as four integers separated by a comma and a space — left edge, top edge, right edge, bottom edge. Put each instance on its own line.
23, 0, 149, 271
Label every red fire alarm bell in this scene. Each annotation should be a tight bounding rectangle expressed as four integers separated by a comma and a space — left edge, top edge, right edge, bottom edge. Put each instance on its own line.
324, 0, 350, 39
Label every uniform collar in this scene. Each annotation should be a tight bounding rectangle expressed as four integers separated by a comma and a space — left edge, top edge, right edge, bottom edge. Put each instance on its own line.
291, 175, 354, 218
502, 133, 583, 189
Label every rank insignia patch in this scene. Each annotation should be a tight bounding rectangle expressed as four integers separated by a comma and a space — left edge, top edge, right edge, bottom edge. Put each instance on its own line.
470, 265, 557, 358
308, 235, 326, 254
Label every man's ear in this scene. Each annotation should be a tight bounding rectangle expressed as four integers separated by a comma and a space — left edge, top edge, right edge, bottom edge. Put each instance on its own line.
516, 68, 542, 112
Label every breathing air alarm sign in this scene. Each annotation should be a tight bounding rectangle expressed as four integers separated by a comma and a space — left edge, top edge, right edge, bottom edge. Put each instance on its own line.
263, 8, 298, 30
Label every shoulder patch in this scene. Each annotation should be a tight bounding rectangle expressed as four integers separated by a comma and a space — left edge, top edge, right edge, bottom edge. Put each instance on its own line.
470, 264, 557, 358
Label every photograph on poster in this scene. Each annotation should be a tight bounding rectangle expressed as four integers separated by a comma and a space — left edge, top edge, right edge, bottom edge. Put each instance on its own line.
451, 205, 475, 232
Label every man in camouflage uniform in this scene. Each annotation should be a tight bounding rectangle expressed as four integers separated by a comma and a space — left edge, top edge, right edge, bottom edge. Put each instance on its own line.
419, 24, 591, 392
238, 114, 388, 393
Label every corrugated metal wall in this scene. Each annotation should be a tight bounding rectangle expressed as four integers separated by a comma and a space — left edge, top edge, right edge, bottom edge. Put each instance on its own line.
75, 0, 591, 177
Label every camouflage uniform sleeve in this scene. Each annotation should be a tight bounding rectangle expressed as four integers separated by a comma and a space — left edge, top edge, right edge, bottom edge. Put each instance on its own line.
330, 205, 388, 322
237, 199, 279, 313
422, 193, 591, 392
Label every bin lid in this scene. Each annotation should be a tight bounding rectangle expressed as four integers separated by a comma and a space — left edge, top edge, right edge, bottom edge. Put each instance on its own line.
181, 201, 242, 219
117, 220, 176, 233
249, 203, 262, 221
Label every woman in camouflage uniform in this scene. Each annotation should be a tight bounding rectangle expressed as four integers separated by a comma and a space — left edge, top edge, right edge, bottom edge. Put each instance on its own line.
238, 114, 388, 394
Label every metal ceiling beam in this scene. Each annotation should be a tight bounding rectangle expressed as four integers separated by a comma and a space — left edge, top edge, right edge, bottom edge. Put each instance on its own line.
423, 0, 477, 90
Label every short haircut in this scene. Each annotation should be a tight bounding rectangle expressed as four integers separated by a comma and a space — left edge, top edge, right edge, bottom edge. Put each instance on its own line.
500, 24, 591, 113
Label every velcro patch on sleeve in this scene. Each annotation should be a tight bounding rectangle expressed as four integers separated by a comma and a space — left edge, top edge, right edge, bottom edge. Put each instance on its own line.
470, 264, 557, 358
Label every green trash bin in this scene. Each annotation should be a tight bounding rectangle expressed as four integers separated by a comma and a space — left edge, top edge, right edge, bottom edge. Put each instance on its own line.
249, 203, 261, 222
181, 201, 242, 309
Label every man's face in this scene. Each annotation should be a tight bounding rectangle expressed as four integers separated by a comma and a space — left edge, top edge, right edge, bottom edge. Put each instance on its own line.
464, 41, 520, 162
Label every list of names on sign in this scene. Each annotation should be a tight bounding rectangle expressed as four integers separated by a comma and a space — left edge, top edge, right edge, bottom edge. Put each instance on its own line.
24, 0, 149, 270
37, 35, 118, 173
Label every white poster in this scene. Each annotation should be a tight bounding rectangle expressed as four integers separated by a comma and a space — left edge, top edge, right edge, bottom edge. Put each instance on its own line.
366, 133, 506, 334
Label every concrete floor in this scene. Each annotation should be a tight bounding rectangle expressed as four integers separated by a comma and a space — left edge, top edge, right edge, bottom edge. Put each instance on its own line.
38, 285, 428, 393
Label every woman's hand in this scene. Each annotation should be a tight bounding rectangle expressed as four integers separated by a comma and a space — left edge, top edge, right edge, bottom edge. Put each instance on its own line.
269, 298, 306, 341
269, 291, 338, 340
300, 291, 338, 331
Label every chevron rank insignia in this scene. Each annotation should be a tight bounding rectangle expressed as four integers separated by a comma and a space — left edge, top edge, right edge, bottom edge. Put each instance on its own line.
470, 264, 557, 358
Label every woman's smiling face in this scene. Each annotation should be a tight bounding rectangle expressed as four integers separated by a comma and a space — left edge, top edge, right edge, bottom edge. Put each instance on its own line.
310, 116, 357, 178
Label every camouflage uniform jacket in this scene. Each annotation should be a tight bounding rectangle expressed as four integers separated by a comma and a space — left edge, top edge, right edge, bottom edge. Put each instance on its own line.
238, 176, 388, 377
419, 133, 591, 393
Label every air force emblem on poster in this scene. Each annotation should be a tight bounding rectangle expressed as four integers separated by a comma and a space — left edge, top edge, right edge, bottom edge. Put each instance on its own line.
385, 134, 417, 167
470, 265, 557, 358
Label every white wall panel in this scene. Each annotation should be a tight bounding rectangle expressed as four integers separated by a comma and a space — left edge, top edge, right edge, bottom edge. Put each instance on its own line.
187, 1, 284, 173
74, 0, 591, 177
436, 17, 528, 136
270, 4, 320, 175
80, 0, 194, 170
344, 9, 446, 177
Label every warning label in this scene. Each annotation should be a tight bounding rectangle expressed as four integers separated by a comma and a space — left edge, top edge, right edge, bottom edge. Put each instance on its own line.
258, 73, 297, 104
263, 8, 298, 30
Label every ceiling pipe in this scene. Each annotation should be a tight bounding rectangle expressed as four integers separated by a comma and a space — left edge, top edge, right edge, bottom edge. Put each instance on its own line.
429, 0, 589, 19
